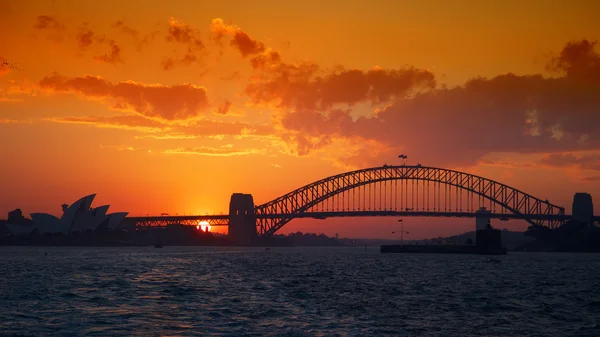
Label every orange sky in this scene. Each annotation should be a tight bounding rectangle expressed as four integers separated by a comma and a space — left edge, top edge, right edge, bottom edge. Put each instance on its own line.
1, 0, 600, 239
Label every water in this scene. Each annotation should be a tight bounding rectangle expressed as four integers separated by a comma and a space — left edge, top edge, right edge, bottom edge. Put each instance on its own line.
1, 247, 599, 336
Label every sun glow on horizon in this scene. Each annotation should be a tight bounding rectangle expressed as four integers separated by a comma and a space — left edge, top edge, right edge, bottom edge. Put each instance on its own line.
198, 220, 211, 232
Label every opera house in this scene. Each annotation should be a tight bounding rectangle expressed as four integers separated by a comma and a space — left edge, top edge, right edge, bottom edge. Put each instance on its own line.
1, 194, 128, 237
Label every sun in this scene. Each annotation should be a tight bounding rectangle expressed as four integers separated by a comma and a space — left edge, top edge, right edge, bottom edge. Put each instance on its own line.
197, 220, 211, 232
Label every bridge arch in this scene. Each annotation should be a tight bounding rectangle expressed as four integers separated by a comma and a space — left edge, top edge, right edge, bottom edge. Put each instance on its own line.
254, 165, 565, 236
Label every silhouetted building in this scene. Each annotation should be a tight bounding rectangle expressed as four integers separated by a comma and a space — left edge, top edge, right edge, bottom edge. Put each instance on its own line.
8, 209, 26, 224
476, 226, 503, 252
572, 193, 594, 227
475, 207, 491, 230
4, 194, 128, 236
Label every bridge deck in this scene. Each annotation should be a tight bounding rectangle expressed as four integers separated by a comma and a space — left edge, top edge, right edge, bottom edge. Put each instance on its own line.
127, 212, 600, 224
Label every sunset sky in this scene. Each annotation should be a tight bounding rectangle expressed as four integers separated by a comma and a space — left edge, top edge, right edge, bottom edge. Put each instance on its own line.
1, 0, 599, 239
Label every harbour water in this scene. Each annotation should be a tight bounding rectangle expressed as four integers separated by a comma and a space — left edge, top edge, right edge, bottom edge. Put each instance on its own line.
1, 246, 599, 336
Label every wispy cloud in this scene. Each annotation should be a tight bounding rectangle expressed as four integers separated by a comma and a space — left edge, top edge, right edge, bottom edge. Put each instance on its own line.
0, 118, 25, 124
47, 115, 167, 132
135, 133, 198, 140
164, 146, 264, 156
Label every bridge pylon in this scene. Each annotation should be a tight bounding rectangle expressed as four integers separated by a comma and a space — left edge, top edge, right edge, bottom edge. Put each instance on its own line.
228, 193, 257, 244
572, 193, 594, 227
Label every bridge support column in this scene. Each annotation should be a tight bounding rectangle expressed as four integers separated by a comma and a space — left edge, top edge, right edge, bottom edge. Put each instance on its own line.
572, 193, 594, 227
475, 207, 492, 231
228, 193, 257, 244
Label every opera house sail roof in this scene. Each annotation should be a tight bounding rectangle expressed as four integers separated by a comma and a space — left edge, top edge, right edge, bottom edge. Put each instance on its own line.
3, 194, 129, 236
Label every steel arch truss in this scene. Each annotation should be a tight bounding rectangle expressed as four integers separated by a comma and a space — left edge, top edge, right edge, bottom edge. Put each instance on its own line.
130, 216, 229, 228
255, 165, 566, 236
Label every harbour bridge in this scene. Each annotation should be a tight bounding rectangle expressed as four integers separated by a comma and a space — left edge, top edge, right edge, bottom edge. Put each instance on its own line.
125, 165, 599, 241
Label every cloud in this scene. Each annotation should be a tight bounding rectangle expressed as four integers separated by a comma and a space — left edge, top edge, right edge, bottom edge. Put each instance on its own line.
547, 39, 600, 81
209, 19, 435, 110
214, 100, 231, 115
211, 19, 265, 57
210, 18, 266, 57
24, 17, 600, 170
113, 20, 159, 50
34, 16, 126, 63
76, 25, 124, 64
135, 133, 198, 140
38, 73, 210, 120
176, 119, 275, 138
246, 65, 435, 110
34, 15, 65, 31
582, 175, 600, 182
0, 56, 9, 76
98, 144, 140, 151
258, 40, 600, 168
164, 146, 264, 156
47, 113, 275, 140
166, 18, 204, 48
33, 15, 66, 43
211, 17, 281, 70
205, 18, 600, 168
0, 97, 24, 102
0, 79, 36, 102
76, 26, 95, 49
93, 40, 123, 64
0, 57, 23, 75
162, 18, 205, 70
0, 118, 22, 124
539, 152, 600, 171
48, 115, 167, 132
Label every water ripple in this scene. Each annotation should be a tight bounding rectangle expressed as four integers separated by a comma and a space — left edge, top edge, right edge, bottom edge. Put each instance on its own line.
1, 247, 600, 336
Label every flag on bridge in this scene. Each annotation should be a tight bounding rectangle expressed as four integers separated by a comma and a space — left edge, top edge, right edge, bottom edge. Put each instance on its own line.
398, 154, 408, 159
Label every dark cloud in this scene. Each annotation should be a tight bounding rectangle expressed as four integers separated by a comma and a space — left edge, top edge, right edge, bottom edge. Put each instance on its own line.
258, 40, 600, 167
39, 73, 210, 120
34, 15, 65, 31
33, 15, 66, 42
73, 24, 124, 63
205, 20, 600, 167
34, 17, 128, 63
76, 27, 94, 49
246, 65, 435, 110
548, 39, 600, 81
0, 56, 11, 76
113, 20, 159, 50
166, 18, 203, 48
215, 100, 231, 115
93, 40, 123, 64
210, 18, 273, 62
540, 153, 600, 171
162, 18, 204, 70
231, 31, 265, 57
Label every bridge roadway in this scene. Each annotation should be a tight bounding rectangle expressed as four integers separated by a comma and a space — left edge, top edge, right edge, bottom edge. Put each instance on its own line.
127, 212, 600, 228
